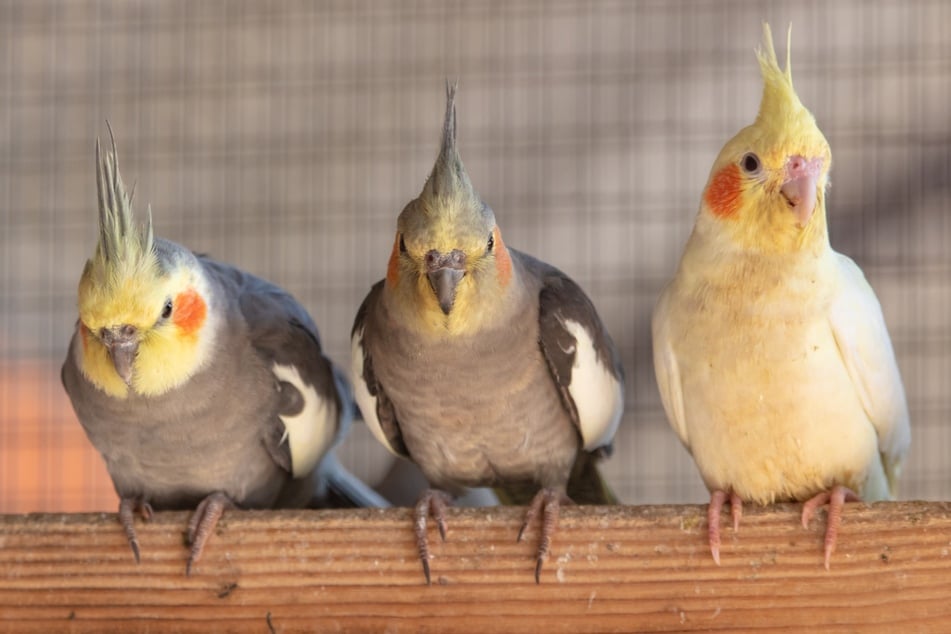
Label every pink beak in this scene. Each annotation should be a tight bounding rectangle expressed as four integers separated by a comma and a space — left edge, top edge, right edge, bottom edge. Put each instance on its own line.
780, 156, 823, 228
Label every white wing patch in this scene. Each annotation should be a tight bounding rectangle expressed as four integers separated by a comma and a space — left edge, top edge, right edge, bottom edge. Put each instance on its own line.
272, 363, 336, 479
562, 319, 623, 451
351, 328, 402, 457
651, 289, 690, 449
829, 253, 911, 495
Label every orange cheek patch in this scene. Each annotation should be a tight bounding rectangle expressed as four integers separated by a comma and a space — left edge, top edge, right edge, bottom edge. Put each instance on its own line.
704, 164, 743, 219
173, 289, 207, 335
80, 322, 90, 352
494, 227, 512, 287
386, 233, 401, 287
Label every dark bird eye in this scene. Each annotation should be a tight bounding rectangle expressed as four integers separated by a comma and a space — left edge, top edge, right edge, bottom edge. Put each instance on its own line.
487, 232, 495, 252
399, 234, 407, 254
161, 298, 173, 320
741, 152, 762, 174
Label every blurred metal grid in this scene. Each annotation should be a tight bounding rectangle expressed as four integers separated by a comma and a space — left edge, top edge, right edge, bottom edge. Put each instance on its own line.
1, 0, 948, 512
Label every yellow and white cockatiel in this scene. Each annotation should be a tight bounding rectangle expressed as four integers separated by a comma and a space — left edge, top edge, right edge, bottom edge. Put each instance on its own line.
62, 127, 386, 573
652, 24, 910, 568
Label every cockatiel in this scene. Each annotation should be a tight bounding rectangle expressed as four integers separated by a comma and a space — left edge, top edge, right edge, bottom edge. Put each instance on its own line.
652, 24, 911, 568
62, 127, 386, 573
352, 83, 624, 584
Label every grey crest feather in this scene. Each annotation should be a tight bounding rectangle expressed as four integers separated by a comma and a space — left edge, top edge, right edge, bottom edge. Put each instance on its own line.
94, 122, 154, 268
420, 80, 478, 208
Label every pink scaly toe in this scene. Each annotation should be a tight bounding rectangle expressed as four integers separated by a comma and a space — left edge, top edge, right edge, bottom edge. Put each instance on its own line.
707, 490, 742, 565
801, 485, 860, 569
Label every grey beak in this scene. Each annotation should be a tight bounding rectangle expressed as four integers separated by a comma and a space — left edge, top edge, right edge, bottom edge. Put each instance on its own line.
101, 326, 139, 386
427, 268, 465, 315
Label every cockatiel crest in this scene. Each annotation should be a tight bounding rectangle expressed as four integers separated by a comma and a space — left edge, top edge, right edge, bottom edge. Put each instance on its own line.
755, 24, 806, 138
76, 127, 215, 398
79, 129, 160, 326
702, 24, 831, 254
418, 81, 482, 223
387, 82, 513, 335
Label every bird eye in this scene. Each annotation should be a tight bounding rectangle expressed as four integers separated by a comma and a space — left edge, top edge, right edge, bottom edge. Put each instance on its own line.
161, 298, 173, 320
399, 234, 407, 254
487, 232, 495, 252
741, 152, 762, 174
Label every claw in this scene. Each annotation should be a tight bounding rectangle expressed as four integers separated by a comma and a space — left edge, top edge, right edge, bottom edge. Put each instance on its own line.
730, 492, 743, 533
516, 502, 538, 544
420, 557, 432, 586
128, 537, 141, 564
707, 489, 742, 565
118, 497, 152, 564
185, 492, 234, 576
414, 490, 453, 585
707, 490, 725, 565
518, 488, 569, 584
801, 485, 860, 569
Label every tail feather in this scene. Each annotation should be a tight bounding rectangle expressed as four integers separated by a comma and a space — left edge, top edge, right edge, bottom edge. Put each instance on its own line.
312, 453, 390, 509
566, 449, 618, 505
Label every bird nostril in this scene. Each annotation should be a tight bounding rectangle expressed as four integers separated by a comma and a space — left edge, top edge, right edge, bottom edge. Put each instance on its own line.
424, 249, 467, 270
120, 324, 137, 337
99, 328, 109, 340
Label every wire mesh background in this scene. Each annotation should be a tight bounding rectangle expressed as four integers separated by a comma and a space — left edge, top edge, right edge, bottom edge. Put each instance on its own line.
1, 0, 948, 513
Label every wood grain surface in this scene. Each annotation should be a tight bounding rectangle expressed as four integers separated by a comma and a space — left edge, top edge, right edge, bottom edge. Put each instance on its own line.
1, 502, 949, 632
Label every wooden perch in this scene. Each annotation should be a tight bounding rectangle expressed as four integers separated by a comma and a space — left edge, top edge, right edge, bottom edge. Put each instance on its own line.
1, 502, 950, 632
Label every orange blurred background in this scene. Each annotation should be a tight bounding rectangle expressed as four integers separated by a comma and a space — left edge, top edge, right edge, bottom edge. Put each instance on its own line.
0, 362, 116, 512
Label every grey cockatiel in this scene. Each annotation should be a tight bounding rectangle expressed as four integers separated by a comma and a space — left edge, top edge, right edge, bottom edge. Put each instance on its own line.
351, 84, 625, 583
62, 127, 386, 573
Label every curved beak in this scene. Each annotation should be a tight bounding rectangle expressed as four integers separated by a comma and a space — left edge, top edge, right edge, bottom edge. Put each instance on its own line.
427, 268, 465, 315
780, 156, 823, 228
101, 326, 139, 386
424, 248, 467, 315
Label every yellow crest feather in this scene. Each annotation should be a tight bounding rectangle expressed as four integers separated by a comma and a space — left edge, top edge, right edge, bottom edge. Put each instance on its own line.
697, 23, 832, 256
93, 124, 156, 278
755, 23, 807, 129
78, 125, 163, 330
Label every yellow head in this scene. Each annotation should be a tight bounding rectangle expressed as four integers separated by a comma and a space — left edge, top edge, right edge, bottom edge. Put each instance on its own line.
384, 82, 515, 336
76, 128, 215, 398
700, 23, 832, 254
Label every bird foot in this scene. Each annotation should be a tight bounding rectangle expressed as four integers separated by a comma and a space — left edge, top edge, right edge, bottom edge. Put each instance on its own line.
118, 497, 154, 564
707, 489, 742, 565
414, 489, 453, 585
801, 485, 860, 570
517, 488, 571, 583
185, 492, 235, 575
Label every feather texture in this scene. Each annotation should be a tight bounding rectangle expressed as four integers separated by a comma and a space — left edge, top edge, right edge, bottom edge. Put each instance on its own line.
651, 24, 910, 565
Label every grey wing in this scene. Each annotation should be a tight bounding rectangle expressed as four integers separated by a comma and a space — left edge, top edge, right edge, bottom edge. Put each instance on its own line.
350, 281, 410, 459
203, 257, 342, 480
525, 253, 625, 453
